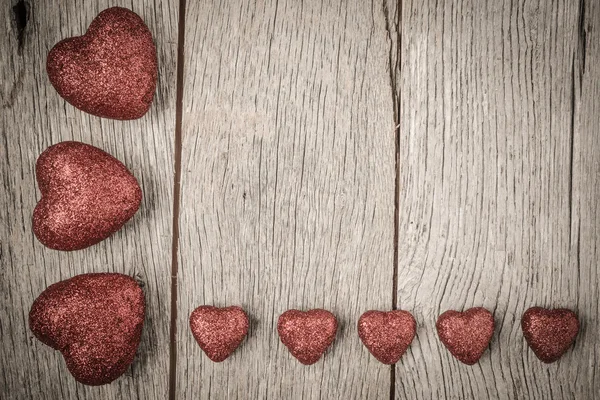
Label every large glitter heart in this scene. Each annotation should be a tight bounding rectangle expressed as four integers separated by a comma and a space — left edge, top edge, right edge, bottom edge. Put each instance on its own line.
358, 310, 416, 364
277, 309, 338, 365
29, 273, 145, 385
47, 7, 157, 120
189, 306, 249, 362
33, 141, 142, 251
436, 307, 494, 365
521, 307, 579, 363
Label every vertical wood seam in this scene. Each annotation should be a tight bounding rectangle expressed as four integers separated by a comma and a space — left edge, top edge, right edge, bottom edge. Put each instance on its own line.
169, 0, 186, 398
383, 0, 402, 399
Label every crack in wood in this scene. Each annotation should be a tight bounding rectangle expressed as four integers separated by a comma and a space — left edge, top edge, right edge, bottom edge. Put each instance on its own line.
12, 0, 29, 50
570, 0, 588, 253
569, 54, 578, 250
578, 0, 587, 75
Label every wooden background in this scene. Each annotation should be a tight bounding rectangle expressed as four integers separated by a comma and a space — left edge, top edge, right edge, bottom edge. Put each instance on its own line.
1, 0, 598, 399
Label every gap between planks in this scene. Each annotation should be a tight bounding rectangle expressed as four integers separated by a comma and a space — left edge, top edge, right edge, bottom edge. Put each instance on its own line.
168, 0, 187, 398
383, 0, 403, 399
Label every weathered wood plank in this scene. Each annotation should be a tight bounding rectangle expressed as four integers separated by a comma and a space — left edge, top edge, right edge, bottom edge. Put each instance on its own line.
0, 1, 177, 398
396, 0, 598, 399
177, 1, 396, 398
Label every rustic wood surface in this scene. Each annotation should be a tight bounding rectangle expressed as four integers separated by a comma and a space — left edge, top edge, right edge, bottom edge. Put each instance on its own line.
395, 1, 599, 399
0, 0, 177, 399
176, 0, 396, 398
1, 0, 599, 399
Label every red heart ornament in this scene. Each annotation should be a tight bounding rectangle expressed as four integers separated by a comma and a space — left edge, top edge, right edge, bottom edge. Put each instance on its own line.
358, 310, 416, 364
436, 307, 495, 365
33, 141, 142, 251
277, 309, 338, 365
521, 307, 579, 363
189, 306, 249, 362
47, 7, 157, 120
29, 273, 145, 386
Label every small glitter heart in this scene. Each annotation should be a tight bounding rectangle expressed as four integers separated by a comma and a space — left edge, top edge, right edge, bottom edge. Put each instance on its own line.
33, 141, 142, 251
29, 273, 145, 385
436, 307, 494, 365
47, 7, 157, 120
358, 310, 416, 364
189, 306, 249, 362
277, 309, 338, 365
521, 307, 579, 363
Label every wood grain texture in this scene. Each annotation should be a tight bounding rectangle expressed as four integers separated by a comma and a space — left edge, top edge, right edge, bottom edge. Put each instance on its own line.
396, 1, 599, 399
0, 1, 177, 399
2, 0, 598, 398
177, 1, 396, 398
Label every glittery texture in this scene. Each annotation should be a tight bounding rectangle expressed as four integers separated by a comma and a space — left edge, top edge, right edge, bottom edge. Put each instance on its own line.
47, 7, 157, 120
29, 273, 145, 386
357, 310, 416, 364
33, 141, 142, 251
521, 307, 579, 363
436, 307, 495, 365
277, 309, 338, 365
189, 306, 249, 362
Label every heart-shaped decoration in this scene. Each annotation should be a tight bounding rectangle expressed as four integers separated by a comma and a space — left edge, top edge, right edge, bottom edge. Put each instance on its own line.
358, 310, 416, 364
189, 306, 249, 362
277, 309, 338, 365
29, 273, 145, 385
47, 7, 157, 120
436, 307, 495, 365
33, 141, 142, 251
521, 307, 579, 363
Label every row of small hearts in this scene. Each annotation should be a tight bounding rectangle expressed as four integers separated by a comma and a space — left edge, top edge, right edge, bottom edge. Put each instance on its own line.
191, 305, 580, 366
29, 273, 580, 386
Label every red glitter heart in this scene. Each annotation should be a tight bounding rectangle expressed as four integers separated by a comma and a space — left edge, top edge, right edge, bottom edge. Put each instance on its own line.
358, 310, 416, 364
47, 7, 157, 120
521, 307, 579, 363
33, 141, 142, 251
277, 309, 338, 365
29, 273, 145, 386
436, 307, 495, 365
189, 306, 249, 362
